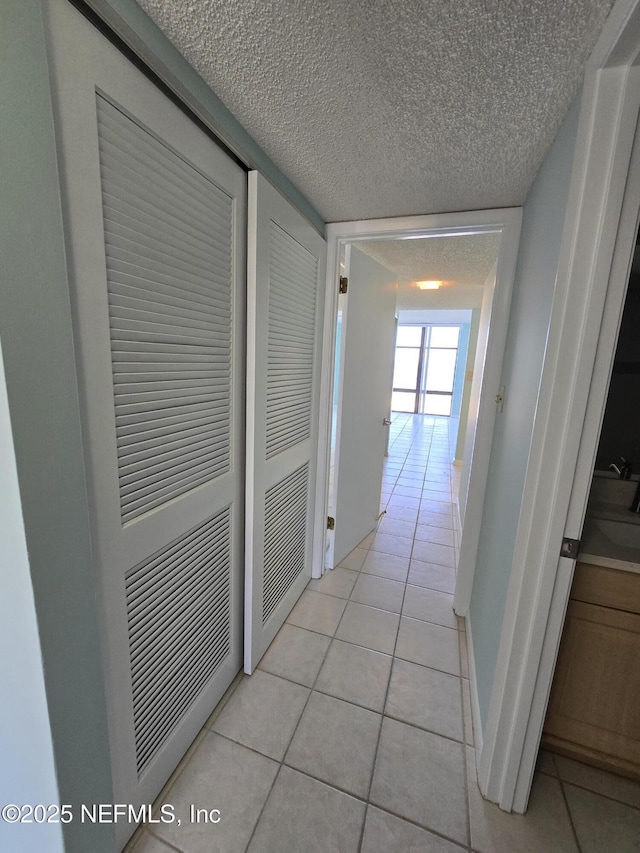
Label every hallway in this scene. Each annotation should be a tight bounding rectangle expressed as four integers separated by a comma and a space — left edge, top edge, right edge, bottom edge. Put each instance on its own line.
128, 415, 640, 853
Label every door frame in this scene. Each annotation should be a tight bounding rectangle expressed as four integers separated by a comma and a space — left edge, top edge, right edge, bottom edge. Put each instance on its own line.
478, 0, 640, 813
313, 209, 523, 589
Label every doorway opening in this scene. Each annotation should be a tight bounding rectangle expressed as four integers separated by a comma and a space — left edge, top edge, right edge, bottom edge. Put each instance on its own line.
316, 208, 523, 598
541, 229, 640, 781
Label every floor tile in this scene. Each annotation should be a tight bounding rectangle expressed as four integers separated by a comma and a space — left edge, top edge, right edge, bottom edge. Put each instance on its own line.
370, 532, 413, 557
285, 692, 381, 798
395, 477, 424, 489
286, 589, 347, 635
338, 546, 369, 570
385, 658, 463, 741
412, 540, 455, 567
307, 566, 358, 599
424, 472, 451, 485
418, 509, 454, 529
415, 523, 455, 546
370, 717, 467, 844
336, 602, 400, 654
408, 559, 456, 594
535, 749, 557, 776
425, 479, 450, 490
361, 806, 465, 853
421, 498, 454, 514
258, 623, 331, 687
155, 732, 278, 853
391, 484, 422, 497
384, 505, 419, 523
388, 493, 421, 509
362, 550, 410, 582
211, 670, 309, 760
555, 755, 640, 809
396, 616, 460, 675
377, 516, 416, 539
127, 832, 175, 853
315, 639, 392, 711
350, 573, 405, 613
247, 766, 365, 853
402, 585, 458, 629
358, 532, 376, 549
462, 677, 475, 746
459, 630, 469, 678
467, 747, 578, 853
563, 783, 640, 853
422, 486, 452, 500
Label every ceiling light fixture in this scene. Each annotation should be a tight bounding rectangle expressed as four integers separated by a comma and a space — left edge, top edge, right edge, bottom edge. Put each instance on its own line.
416, 280, 442, 290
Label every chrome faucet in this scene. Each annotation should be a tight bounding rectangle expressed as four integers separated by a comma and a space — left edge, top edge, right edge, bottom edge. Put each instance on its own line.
609, 457, 632, 479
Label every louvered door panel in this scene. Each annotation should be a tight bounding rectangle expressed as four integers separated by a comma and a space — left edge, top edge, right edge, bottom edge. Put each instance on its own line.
266, 223, 317, 458
96, 95, 233, 523
245, 172, 326, 672
126, 508, 231, 774
44, 3, 246, 847
263, 463, 309, 623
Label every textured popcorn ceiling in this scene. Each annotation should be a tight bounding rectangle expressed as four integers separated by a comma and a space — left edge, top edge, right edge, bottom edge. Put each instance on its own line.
136, 0, 614, 223
358, 233, 500, 309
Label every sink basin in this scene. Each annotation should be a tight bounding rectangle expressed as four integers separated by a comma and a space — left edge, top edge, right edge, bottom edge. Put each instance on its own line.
590, 518, 640, 549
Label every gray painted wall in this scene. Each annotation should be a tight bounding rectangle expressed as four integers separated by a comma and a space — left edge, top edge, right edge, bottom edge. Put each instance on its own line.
468, 91, 583, 730
0, 343, 64, 853
2, 3, 113, 851
455, 309, 481, 462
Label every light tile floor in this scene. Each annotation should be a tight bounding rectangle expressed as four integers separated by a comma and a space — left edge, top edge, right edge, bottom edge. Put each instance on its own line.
128, 414, 640, 853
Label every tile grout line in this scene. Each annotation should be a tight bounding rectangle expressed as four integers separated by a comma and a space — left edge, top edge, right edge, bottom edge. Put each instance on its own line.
554, 752, 584, 853
356, 413, 426, 852
241, 597, 341, 852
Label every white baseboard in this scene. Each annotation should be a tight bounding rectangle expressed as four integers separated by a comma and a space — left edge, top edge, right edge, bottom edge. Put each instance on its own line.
465, 615, 483, 758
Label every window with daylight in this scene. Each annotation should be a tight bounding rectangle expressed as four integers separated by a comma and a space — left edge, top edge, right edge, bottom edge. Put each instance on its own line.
392, 325, 460, 415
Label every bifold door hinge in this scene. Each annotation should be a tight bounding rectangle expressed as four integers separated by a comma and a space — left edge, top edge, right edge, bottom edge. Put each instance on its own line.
560, 537, 581, 559
495, 385, 505, 413
339, 276, 348, 294
327, 516, 335, 530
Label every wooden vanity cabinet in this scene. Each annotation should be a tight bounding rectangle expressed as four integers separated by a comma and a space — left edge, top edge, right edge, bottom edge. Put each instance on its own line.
541, 562, 640, 780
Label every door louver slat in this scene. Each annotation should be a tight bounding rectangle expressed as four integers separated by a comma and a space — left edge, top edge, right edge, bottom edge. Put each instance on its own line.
126, 509, 232, 775
107, 252, 233, 305
262, 464, 309, 624
265, 223, 318, 459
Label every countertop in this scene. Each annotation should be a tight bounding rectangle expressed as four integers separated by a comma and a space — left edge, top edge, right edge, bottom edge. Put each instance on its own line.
580, 500, 640, 573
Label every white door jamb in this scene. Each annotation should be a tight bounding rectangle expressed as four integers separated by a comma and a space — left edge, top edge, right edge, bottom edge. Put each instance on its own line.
477, 0, 640, 812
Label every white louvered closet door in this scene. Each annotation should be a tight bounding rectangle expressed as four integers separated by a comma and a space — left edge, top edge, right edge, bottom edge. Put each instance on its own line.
45, 1, 245, 841
245, 172, 327, 672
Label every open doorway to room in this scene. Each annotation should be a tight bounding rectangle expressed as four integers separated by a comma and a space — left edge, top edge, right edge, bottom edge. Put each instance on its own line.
320, 210, 521, 577
540, 229, 640, 781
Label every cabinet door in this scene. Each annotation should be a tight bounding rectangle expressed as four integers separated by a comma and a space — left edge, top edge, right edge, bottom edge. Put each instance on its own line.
544, 599, 640, 776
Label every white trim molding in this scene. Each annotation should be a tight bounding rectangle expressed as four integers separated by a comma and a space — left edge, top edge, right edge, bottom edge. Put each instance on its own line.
478, 0, 640, 813
313, 208, 522, 591
466, 615, 484, 759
